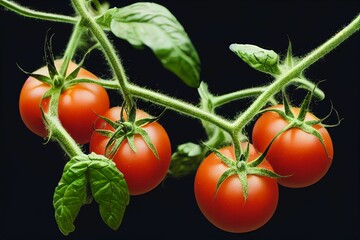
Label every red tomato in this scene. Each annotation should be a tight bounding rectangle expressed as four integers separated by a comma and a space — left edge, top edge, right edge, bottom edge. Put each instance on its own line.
89, 107, 172, 196
194, 143, 279, 233
251, 104, 334, 188
19, 60, 110, 144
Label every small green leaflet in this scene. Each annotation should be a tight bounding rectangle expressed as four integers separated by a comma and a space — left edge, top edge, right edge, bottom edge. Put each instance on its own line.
229, 44, 281, 75
53, 157, 89, 235
98, 3, 201, 88
168, 142, 204, 178
53, 154, 129, 235
88, 155, 129, 231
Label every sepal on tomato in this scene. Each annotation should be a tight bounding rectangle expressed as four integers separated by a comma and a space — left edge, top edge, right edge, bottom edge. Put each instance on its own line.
204, 143, 281, 202
94, 104, 166, 160
17, 63, 53, 85
44, 31, 59, 79
260, 85, 337, 159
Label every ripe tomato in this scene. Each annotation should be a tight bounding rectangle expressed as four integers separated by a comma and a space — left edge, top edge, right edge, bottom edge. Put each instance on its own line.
194, 143, 279, 233
19, 60, 110, 144
89, 107, 172, 196
251, 104, 334, 188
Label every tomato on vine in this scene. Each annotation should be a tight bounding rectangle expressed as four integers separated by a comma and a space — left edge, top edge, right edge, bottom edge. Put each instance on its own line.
194, 143, 279, 233
252, 104, 334, 188
19, 59, 110, 144
89, 106, 172, 196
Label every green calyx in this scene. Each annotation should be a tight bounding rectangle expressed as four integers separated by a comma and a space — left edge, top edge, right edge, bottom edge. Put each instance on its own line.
18, 30, 97, 94
95, 105, 164, 160
261, 86, 340, 159
208, 142, 283, 202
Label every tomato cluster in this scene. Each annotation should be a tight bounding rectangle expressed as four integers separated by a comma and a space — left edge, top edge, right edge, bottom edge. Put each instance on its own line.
193, 104, 334, 233
19, 62, 333, 234
19, 62, 172, 196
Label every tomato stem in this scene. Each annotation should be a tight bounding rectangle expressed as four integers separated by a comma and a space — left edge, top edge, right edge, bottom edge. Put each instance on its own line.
71, 0, 135, 109
44, 88, 84, 158
232, 13, 360, 134
127, 84, 233, 133
41, 21, 89, 159
292, 78, 325, 100
2, 0, 359, 165
59, 21, 84, 77
0, 0, 78, 24
48, 88, 61, 118
212, 86, 278, 107
45, 115, 85, 158
231, 133, 242, 161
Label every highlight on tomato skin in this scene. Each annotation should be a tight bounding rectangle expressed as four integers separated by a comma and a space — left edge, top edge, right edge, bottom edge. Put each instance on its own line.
194, 144, 279, 233
18, 60, 110, 144
251, 104, 334, 188
89, 106, 172, 196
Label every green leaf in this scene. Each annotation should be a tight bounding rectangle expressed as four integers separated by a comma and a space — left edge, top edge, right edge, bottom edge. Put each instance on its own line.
229, 44, 281, 75
96, 7, 118, 30
53, 157, 90, 236
109, 2, 201, 88
88, 154, 129, 231
168, 142, 204, 178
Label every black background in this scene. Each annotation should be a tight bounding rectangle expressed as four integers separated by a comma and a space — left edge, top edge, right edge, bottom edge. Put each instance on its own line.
1, 0, 359, 239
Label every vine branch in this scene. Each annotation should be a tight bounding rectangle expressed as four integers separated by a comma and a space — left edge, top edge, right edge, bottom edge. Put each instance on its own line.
71, 0, 134, 109
1, 0, 359, 163
0, 0, 77, 24
232, 13, 360, 133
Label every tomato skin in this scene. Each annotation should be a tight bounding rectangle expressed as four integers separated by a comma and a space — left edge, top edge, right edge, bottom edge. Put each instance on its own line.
252, 104, 334, 188
194, 144, 279, 233
89, 107, 172, 196
18, 60, 110, 144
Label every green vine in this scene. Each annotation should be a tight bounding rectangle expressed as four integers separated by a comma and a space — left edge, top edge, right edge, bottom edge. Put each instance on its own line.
1, 0, 359, 235
71, 0, 135, 109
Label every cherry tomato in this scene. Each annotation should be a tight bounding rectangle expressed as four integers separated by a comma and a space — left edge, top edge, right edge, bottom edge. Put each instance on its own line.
252, 104, 334, 188
89, 107, 172, 196
194, 143, 279, 233
19, 60, 110, 144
